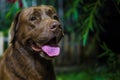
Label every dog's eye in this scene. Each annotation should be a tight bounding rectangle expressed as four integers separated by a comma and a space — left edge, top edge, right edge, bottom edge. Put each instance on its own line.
52, 14, 59, 20
30, 16, 37, 21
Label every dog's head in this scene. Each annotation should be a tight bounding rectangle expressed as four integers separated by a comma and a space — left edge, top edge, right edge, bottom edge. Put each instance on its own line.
10, 5, 64, 59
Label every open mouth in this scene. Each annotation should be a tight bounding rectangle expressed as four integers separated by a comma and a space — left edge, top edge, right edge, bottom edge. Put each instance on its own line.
30, 37, 60, 57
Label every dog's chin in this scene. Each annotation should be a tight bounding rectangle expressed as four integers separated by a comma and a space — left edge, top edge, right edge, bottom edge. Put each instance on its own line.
39, 52, 55, 60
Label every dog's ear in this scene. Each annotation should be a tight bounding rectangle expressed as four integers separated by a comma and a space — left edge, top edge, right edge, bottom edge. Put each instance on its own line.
9, 11, 21, 44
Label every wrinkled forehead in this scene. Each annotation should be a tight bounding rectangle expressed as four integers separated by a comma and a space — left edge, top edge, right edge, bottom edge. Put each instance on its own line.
20, 5, 56, 17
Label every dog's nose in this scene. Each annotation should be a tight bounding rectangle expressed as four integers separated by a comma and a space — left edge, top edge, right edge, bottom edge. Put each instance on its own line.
50, 21, 61, 31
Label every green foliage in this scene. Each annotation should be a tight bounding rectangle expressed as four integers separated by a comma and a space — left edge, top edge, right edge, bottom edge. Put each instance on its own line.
64, 0, 81, 34
64, 0, 120, 46
64, 0, 104, 46
65, 0, 81, 20
81, 0, 104, 46
98, 42, 115, 58
98, 42, 117, 69
0, 0, 28, 35
57, 69, 120, 80
6, 1, 20, 25
6, 0, 28, 27
57, 72, 92, 80
116, 0, 120, 5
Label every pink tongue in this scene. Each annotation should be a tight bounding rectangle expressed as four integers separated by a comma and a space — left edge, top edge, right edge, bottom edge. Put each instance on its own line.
41, 45, 60, 57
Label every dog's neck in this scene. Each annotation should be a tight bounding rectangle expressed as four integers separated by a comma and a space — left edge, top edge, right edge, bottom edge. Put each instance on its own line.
15, 41, 53, 60
14, 41, 30, 56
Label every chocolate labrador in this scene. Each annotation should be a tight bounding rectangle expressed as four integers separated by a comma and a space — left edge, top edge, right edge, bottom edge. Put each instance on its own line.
0, 5, 64, 80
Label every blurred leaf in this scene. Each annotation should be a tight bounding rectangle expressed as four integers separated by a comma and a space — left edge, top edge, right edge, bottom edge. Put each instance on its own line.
98, 42, 116, 66
89, 15, 94, 31
22, 0, 28, 8
97, 0, 102, 6
74, 0, 80, 7
83, 3, 94, 12
79, 0, 83, 3
98, 51, 109, 58
65, 0, 80, 19
100, 42, 108, 50
73, 10, 79, 21
79, 0, 104, 46
14, 1, 19, 10
83, 31, 88, 46
65, 9, 73, 19
116, 0, 120, 5
82, 17, 89, 26
6, 1, 20, 19
98, 43, 110, 58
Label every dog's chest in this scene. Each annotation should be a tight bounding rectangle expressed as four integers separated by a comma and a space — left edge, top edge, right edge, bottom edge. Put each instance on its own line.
6, 51, 56, 80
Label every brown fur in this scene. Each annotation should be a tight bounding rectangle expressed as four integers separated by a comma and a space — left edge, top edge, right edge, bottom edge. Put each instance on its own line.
0, 5, 63, 80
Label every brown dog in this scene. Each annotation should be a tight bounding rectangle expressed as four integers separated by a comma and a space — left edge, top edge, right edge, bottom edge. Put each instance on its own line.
0, 5, 64, 80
